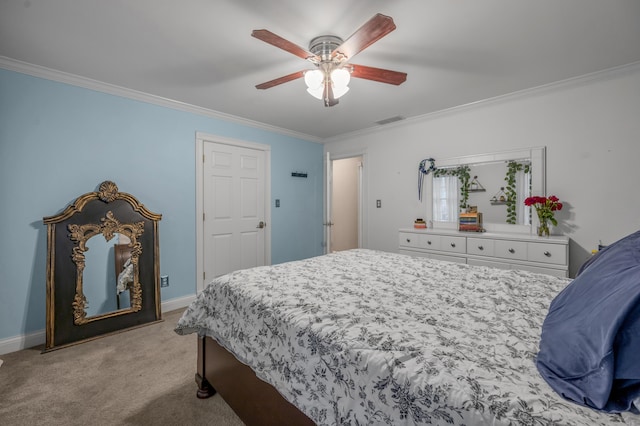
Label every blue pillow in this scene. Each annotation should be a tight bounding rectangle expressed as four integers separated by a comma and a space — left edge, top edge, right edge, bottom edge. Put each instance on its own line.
536, 230, 640, 413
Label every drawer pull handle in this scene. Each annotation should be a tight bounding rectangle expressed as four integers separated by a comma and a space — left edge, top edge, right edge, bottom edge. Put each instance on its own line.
544, 251, 551, 257
508, 248, 515, 254
450, 243, 456, 248
427, 241, 432, 245
406, 238, 411, 243
478, 245, 484, 250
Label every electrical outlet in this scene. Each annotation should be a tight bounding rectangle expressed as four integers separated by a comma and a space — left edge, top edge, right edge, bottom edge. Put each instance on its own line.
376, 200, 382, 208
275, 199, 280, 208
160, 275, 169, 287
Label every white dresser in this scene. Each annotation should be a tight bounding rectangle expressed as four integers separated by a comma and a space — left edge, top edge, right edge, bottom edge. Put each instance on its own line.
399, 228, 569, 277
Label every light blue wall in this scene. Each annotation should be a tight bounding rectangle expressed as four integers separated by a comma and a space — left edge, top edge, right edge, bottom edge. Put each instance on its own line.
0, 68, 324, 341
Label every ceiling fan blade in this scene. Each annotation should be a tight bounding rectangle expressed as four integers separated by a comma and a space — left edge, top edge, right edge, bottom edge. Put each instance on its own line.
350, 64, 407, 85
255, 70, 306, 90
252, 29, 319, 62
331, 13, 396, 61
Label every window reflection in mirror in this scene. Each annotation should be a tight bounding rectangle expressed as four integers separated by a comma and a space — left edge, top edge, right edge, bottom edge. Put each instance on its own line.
433, 175, 459, 222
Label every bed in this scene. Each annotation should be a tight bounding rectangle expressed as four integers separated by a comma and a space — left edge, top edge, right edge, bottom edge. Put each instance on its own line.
175, 248, 638, 425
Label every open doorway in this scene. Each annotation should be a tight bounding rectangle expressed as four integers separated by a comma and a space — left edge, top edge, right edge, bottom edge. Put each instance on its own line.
330, 156, 363, 252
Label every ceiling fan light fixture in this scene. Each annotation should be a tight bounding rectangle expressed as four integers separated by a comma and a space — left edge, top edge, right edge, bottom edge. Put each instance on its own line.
331, 68, 351, 88
304, 67, 351, 101
304, 69, 324, 89
304, 69, 325, 100
331, 68, 351, 99
332, 83, 350, 99
306, 86, 324, 100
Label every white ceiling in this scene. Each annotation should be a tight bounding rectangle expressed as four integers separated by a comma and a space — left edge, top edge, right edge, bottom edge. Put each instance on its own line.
1, 0, 640, 140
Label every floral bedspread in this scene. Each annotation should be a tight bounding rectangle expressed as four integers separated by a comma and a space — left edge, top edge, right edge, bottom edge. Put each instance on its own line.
175, 249, 630, 425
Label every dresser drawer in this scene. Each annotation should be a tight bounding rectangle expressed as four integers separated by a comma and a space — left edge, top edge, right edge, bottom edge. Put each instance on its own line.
422, 234, 442, 250
399, 233, 442, 250
399, 232, 420, 249
439, 236, 466, 254
494, 240, 527, 261
527, 242, 567, 265
467, 238, 495, 257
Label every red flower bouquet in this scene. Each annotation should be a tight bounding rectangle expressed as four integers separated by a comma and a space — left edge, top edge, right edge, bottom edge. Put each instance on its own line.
524, 195, 563, 236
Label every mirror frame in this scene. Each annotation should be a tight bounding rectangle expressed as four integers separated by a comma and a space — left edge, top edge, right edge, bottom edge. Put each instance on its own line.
43, 181, 162, 351
426, 147, 546, 234
68, 211, 144, 324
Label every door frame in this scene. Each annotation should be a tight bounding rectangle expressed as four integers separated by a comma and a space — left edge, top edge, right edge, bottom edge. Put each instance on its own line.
324, 151, 367, 253
195, 132, 271, 292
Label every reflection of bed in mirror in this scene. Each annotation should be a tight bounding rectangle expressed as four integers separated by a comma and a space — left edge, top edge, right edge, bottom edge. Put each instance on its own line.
43, 180, 162, 351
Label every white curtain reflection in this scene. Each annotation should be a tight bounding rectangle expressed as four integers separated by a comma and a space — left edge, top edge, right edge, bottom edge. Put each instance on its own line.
433, 175, 459, 222
516, 169, 532, 225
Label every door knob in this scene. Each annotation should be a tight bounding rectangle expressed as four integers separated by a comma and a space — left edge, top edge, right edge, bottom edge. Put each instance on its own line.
256, 221, 265, 229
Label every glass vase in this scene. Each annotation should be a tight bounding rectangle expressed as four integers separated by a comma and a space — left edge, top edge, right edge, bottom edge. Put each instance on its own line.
537, 221, 550, 237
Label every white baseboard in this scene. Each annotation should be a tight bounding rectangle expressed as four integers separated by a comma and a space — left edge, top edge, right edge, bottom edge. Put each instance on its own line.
0, 294, 196, 356
0, 329, 47, 356
160, 294, 197, 314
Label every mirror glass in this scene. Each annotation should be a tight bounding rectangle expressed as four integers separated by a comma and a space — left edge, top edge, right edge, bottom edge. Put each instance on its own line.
83, 234, 132, 318
427, 147, 545, 234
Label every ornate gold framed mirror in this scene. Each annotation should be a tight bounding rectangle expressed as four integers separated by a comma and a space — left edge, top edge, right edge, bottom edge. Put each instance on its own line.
43, 181, 162, 351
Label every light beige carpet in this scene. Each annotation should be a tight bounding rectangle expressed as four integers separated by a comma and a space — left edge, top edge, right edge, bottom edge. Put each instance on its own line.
0, 309, 244, 425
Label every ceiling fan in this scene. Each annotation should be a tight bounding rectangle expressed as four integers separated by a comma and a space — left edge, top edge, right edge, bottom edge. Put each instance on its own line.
252, 13, 407, 107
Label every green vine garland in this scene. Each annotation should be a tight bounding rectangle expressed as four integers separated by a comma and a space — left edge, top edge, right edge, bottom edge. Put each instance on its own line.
504, 161, 531, 224
434, 165, 471, 210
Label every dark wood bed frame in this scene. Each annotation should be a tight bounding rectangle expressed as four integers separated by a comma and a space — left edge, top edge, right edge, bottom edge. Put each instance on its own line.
195, 335, 315, 425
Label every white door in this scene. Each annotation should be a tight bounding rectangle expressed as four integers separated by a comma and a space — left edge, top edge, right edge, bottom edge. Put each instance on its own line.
203, 141, 266, 282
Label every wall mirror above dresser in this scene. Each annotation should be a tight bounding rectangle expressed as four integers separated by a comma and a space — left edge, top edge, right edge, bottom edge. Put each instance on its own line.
406, 146, 568, 278
426, 147, 546, 235
43, 181, 162, 351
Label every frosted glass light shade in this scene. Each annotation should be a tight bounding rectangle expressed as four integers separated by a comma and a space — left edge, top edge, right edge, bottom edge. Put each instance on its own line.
331, 68, 351, 99
332, 85, 349, 99
306, 87, 324, 99
331, 68, 351, 88
305, 69, 325, 99
304, 67, 351, 101
304, 70, 324, 89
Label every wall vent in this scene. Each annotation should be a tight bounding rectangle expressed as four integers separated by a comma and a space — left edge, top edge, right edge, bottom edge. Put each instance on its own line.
375, 115, 405, 125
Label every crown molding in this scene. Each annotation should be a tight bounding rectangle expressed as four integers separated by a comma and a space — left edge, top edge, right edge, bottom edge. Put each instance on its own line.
0, 56, 322, 144
325, 60, 640, 143
3, 56, 638, 145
